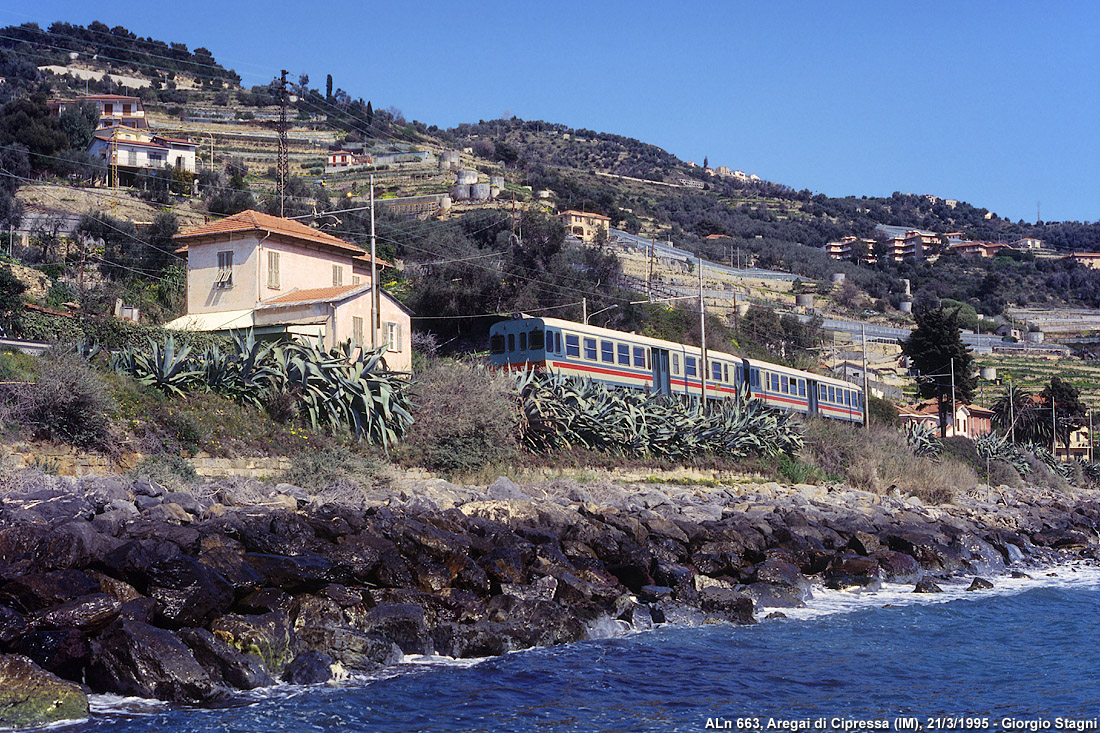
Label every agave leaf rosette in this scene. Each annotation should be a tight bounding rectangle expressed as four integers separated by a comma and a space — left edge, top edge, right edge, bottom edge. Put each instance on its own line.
905, 421, 943, 458
516, 372, 802, 460
125, 335, 203, 397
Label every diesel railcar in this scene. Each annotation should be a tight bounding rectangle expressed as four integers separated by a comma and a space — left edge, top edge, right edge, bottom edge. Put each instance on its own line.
489, 316, 864, 424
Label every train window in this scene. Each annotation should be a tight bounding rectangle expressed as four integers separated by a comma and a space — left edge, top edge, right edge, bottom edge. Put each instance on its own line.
600, 340, 614, 363
519, 332, 527, 351
713, 361, 722, 381
490, 334, 505, 354
507, 334, 515, 352
750, 368, 759, 387
799, 380, 806, 397
724, 364, 729, 382
618, 344, 630, 365
736, 365, 743, 383
555, 332, 562, 354
781, 375, 788, 393
685, 356, 697, 377
566, 334, 580, 357
819, 384, 827, 401
828, 386, 835, 403
584, 338, 597, 360
771, 374, 780, 391
672, 353, 680, 374
530, 330, 545, 350
633, 346, 645, 368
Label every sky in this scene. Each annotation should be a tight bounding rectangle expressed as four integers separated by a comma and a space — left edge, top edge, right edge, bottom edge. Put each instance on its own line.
3, 1, 1099, 224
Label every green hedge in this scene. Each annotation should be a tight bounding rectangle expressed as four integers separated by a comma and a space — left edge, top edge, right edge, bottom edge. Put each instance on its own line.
17, 311, 228, 351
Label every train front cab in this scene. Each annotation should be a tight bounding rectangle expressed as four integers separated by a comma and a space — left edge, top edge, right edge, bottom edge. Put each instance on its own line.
489, 318, 548, 372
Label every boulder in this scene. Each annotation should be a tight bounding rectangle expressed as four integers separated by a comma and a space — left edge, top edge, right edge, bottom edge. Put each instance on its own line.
697, 587, 755, 624
242, 553, 347, 591
0, 605, 29, 645
210, 612, 295, 678
0, 570, 100, 612
967, 577, 994, 591
0, 654, 88, 729
752, 559, 812, 601
282, 650, 335, 685
913, 578, 944, 593
178, 627, 274, 690
870, 550, 921, 583
87, 619, 223, 703
295, 623, 402, 672
16, 629, 91, 679
33, 593, 121, 633
738, 582, 806, 610
848, 531, 881, 556
824, 554, 882, 591
145, 556, 234, 628
354, 603, 430, 655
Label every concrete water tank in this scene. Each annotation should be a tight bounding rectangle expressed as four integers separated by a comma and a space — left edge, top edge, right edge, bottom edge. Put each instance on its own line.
830, 273, 846, 285
490, 175, 504, 187
899, 300, 913, 313
1025, 330, 1045, 343
795, 294, 814, 309
439, 195, 452, 210
980, 366, 997, 381
450, 184, 471, 200
490, 186, 501, 198
901, 278, 911, 296
470, 183, 491, 200
457, 169, 478, 185
442, 150, 460, 165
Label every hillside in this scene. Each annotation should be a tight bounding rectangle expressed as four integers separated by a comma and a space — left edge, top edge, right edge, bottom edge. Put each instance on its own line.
4, 19, 1100, 347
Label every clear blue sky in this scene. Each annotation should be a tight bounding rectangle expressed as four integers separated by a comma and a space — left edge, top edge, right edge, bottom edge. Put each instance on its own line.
5, 1, 1099, 224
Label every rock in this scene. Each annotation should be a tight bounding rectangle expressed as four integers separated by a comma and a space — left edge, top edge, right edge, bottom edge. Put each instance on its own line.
16, 629, 91, 679
145, 556, 234, 629
268, 494, 298, 512
697, 587, 755, 624
914, 578, 944, 593
486, 476, 527, 500
166, 492, 205, 516
33, 593, 121, 632
0, 605, 29, 645
281, 650, 335, 684
824, 554, 882, 591
1010, 571, 1032, 579
134, 495, 162, 511
119, 597, 158, 624
295, 623, 402, 672
178, 627, 274, 690
765, 611, 788, 620
87, 619, 223, 703
242, 553, 346, 591
967, 577, 994, 591
848, 531, 881, 556
501, 575, 557, 602
237, 588, 295, 615
196, 546, 265, 591
870, 550, 921, 583
739, 582, 806, 610
752, 559, 812, 600
638, 585, 674, 602
355, 603, 430, 655
0, 654, 88, 729
210, 612, 295, 678
0, 570, 100, 612
144, 503, 193, 524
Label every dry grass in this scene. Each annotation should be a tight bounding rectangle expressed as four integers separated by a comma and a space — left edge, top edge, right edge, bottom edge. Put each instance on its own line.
801, 417, 978, 502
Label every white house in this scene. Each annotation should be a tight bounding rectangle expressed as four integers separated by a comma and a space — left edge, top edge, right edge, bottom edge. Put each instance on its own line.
88, 127, 197, 181
165, 210, 411, 370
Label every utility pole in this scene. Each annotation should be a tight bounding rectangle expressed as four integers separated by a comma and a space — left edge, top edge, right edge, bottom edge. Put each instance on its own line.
277, 70, 289, 217
950, 358, 957, 438
1008, 377, 1015, 445
861, 323, 869, 429
582, 297, 587, 324
1052, 395, 1058, 459
647, 238, 655, 301
699, 256, 707, 405
370, 173, 379, 349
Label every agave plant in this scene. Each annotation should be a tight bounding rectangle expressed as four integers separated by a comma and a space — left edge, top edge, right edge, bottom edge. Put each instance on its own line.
127, 335, 203, 397
904, 421, 942, 458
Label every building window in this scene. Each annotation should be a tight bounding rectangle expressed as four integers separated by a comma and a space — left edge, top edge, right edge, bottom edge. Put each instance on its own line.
384, 321, 402, 352
127, 150, 137, 166
123, 103, 132, 114
216, 251, 233, 288
103, 103, 113, 115
352, 316, 364, 346
333, 265, 344, 287
267, 251, 280, 289
352, 275, 361, 285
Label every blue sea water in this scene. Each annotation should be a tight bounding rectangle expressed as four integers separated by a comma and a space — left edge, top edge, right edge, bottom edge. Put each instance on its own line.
74, 566, 1100, 733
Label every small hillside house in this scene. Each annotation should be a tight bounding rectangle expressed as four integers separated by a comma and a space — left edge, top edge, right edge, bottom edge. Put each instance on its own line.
89, 127, 197, 183
557, 210, 610, 243
898, 400, 994, 440
49, 93, 148, 128
165, 210, 411, 370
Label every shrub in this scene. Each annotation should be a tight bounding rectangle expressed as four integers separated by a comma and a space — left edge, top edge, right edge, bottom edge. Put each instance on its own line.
9, 351, 117, 453
776, 453, 829, 484
868, 395, 900, 427
281, 444, 379, 490
130, 453, 199, 490
987, 459, 1024, 488
941, 436, 978, 466
404, 358, 519, 474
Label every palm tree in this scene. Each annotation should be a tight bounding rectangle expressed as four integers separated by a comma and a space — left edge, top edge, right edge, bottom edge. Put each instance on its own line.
992, 384, 1051, 445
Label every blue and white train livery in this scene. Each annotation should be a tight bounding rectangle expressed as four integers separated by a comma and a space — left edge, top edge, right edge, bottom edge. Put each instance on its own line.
489, 316, 863, 424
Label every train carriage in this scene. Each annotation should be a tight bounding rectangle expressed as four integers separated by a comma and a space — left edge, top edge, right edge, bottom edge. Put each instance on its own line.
489, 316, 863, 425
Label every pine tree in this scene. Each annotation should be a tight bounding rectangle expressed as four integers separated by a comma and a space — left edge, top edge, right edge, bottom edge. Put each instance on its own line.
326, 74, 333, 101
366, 100, 374, 126
902, 306, 976, 437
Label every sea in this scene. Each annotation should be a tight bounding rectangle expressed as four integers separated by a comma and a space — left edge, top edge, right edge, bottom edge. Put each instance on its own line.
72, 564, 1100, 733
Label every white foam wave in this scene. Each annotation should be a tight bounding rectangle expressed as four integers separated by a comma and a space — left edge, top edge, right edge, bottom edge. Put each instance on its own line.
774, 560, 1100, 622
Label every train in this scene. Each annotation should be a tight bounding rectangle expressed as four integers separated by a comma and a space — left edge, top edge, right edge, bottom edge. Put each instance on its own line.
489, 316, 864, 424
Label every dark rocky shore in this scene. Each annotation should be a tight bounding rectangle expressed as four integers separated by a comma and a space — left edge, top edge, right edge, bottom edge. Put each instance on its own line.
0, 468, 1098, 728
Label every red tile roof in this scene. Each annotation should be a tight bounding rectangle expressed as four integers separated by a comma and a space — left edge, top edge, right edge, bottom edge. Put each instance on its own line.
173, 210, 368, 257
260, 284, 367, 306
